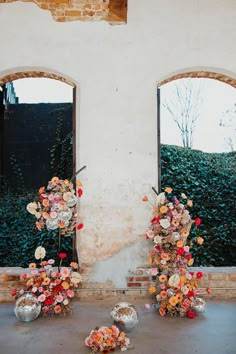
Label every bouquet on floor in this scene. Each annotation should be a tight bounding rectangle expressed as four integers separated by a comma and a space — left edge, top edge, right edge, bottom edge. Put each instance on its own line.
143, 187, 210, 318
12, 247, 82, 316
85, 325, 131, 353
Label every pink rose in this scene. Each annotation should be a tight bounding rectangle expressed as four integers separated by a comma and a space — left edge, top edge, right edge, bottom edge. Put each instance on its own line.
38, 294, 46, 302
54, 305, 62, 314
67, 289, 75, 298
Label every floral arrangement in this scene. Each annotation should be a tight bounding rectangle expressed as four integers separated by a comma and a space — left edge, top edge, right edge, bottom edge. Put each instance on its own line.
12, 246, 82, 316
26, 176, 84, 236
85, 325, 131, 353
143, 187, 210, 319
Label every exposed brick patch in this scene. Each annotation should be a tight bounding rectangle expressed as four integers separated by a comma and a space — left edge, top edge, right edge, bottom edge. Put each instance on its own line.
0, 71, 75, 87
0, 0, 128, 24
127, 282, 141, 287
228, 274, 236, 281
135, 276, 150, 281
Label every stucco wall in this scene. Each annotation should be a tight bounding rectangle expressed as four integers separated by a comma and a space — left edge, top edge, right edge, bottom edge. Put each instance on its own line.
0, 0, 236, 287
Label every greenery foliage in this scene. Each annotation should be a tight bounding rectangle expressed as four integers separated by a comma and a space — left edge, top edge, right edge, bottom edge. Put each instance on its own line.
161, 144, 236, 266
0, 190, 73, 267
0, 106, 74, 268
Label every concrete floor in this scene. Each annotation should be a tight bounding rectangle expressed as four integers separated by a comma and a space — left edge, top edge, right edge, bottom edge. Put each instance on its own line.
0, 299, 236, 354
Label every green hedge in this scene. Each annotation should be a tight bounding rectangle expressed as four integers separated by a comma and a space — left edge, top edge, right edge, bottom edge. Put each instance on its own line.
161, 144, 236, 266
0, 191, 73, 267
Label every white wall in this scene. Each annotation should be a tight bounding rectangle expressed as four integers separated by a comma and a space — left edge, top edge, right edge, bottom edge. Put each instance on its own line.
0, 0, 236, 287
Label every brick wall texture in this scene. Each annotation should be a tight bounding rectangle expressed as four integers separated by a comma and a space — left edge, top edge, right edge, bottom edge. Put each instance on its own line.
0, 0, 110, 22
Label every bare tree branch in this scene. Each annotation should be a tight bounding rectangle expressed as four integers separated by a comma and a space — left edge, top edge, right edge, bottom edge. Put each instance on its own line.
162, 79, 203, 148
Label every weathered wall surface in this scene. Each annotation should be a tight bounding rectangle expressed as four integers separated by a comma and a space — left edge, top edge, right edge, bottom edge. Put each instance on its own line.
0, 0, 236, 287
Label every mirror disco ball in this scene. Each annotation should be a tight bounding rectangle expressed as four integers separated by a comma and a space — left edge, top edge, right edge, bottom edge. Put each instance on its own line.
14, 292, 41, 322
111, 302, 139, 331
191, 297, 206, 315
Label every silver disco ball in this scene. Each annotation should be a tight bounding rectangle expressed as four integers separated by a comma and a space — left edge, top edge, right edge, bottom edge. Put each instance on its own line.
191, 297, 206, 315
14, 292, 41, 322
111, 302, 139, 332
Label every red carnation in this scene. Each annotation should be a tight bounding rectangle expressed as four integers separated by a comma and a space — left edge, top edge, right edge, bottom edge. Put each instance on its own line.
77, 223, 84, 230
189, 271, 195, 276
187, 310, 196, 319
11, 289, 17, 297
151, 216, 160, 224
196, 271, 204, 279
155, 245, 162, 252
44, 296, 54, 305
59, 252, 67, 259
195, 217, 201, 226
77, 188, 83, 198
185, 253, 192, 260
187, 290, 195, 297
177, 247, 185, 255
52, 285, 63, 294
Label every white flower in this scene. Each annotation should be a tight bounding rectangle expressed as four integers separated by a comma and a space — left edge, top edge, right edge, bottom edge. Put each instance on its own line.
160, 218, 170, 229
181, 285, 189, 295
156, 192, 166, 206
168, 274, 180, 288
146, 230, 154, 238
63, 191, 72, 201
172, 232, 180, 241
34, 246, 46, 260
26, 202, 38, 215
168, 202, 174, 210
63, 299, 69, 305
181, 193, 187, 199
154, 235, 162, 244
71, 272, 82, 284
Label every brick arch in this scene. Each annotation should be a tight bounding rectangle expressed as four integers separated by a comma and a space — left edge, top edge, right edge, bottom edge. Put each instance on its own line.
0, 71, 75, 87
158, 71, 236, 88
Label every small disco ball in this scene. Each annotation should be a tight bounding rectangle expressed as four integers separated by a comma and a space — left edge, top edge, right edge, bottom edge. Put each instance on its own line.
14, 292, 41, 322
110, 302, 139, 332
191, 297, 206, 315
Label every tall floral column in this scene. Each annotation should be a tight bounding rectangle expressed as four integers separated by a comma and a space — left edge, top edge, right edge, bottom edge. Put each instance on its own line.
143, 188, 210, 318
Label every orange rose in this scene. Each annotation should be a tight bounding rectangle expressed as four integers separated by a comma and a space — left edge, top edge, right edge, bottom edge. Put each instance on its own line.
160, 253, 171, 261
150, 250, 155, 257
149, 286, 157, 294
160, 290, 167, 299
175, 293, 183, 303
62, 281, 70, 290
176, 240, 184, 247
164, 187, 173, 194
51, 177, 59, 184
197, 236, 204, 245
160, 206, 168, 214
188, 258, 194, 266
159, 274, 167, 283
29, 263, 36, 269
42, 212, 49, 219
187, 199, 193, 207
76, 179, 83, 187
59, 221, 65, 228
169, 296, 178, 306
38, 186, 45, 194
42, 199, 49, 207
42, 277, 50, 286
